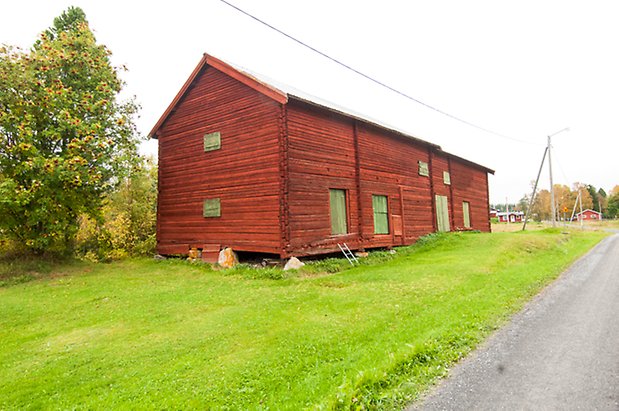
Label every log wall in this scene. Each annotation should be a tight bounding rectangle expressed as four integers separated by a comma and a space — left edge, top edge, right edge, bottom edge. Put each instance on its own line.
155, 64, 492, 258
450, 158, 492, 231
157, 66, 282, 255
286, 101, 360, 254
285, 102, 491, 256
431, 152, 453, 229
357, 123, 434, 245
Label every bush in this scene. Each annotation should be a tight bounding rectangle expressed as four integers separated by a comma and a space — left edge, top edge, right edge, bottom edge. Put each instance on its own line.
75, 158, 157, 260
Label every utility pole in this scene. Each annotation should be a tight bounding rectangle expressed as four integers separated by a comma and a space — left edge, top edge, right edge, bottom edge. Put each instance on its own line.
569, 190, 580, 223
547, 128, 569, 227
579, 186, 584, 229
522, 147, 548, 231
548, 135, 556, 227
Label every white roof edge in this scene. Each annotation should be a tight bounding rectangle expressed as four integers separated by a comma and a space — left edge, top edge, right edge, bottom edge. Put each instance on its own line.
225, 59, 441, 149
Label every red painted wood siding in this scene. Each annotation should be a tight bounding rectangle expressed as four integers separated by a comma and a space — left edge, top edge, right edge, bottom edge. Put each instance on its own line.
577, 210, 601, 220
157, 66, 282, 254
450, 158, 491, 232
430, 152, 452, 229
286, 101, 441, 255
283, 100, 492, 255
357, 123, 434, 244
286, 101, 360, 254
155, 63, 492, 257
431, 153, 451, 197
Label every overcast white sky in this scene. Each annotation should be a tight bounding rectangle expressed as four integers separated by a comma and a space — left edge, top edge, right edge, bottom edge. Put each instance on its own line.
3, 0, 618, 204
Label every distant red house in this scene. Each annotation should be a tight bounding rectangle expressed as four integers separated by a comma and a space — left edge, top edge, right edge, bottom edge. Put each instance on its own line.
149, 53, 494, 260
497, 211, 524, 223
575, 209, 602, 221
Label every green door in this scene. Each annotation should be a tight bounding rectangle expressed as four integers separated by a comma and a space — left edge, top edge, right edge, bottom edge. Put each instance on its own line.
463, 201, 471, 228
435, 195, 450, 232
372, 195, 389, 234
330, 189, 348, 235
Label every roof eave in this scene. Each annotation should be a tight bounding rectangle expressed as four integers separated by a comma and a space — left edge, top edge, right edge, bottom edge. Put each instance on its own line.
439, 149, 495, 175
148, 54, 208, 140
148, 53, 493, 176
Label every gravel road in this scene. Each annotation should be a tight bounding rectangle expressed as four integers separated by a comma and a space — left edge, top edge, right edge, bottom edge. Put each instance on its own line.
410, 233, 619, 411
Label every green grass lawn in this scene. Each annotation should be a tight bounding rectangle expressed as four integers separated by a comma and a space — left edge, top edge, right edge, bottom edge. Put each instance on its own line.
0, 229, 608, 409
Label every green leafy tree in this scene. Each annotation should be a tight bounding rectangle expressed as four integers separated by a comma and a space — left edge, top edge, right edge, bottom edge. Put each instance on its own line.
517, 195, 530, 215
0, 7, 139, 254
77, 157, 157, 260
597, 188, 608, 215
44, 6, 87, 38
585, 184, 597, 201
109, 157, 157, 256
606, 186, 619, 219
584, 184, 602, 212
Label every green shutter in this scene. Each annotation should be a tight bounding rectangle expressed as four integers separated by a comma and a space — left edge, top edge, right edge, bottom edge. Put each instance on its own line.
418, 161, 429, 177
372, 195, 390, 234
203, 132, 221, 152
463, 201, 471, 228
203, 198, 221, 218
436, 195, 450, 232
330, 189, 348, 235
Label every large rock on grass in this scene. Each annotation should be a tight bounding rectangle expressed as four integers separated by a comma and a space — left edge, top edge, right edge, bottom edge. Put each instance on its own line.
218, 247, 238, 268
284, 256, 305, 271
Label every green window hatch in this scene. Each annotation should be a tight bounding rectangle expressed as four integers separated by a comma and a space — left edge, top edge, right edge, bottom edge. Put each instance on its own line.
372, 194, 389, 234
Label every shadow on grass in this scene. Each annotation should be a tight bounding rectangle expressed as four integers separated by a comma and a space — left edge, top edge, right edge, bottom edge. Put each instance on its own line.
0, 249, 79, 287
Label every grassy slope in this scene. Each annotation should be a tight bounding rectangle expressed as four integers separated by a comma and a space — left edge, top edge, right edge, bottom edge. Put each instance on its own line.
0, 229, 608, 409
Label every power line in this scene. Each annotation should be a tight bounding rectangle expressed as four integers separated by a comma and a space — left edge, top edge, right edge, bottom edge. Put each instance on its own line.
218, 0, 538, 146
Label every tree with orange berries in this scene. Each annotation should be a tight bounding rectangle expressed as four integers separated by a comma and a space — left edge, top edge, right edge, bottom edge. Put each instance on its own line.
0, 7, 139, 254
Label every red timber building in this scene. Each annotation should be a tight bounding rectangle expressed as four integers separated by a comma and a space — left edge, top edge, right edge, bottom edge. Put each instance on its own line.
575, 209, 602, 221
149, 54, 495, 260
